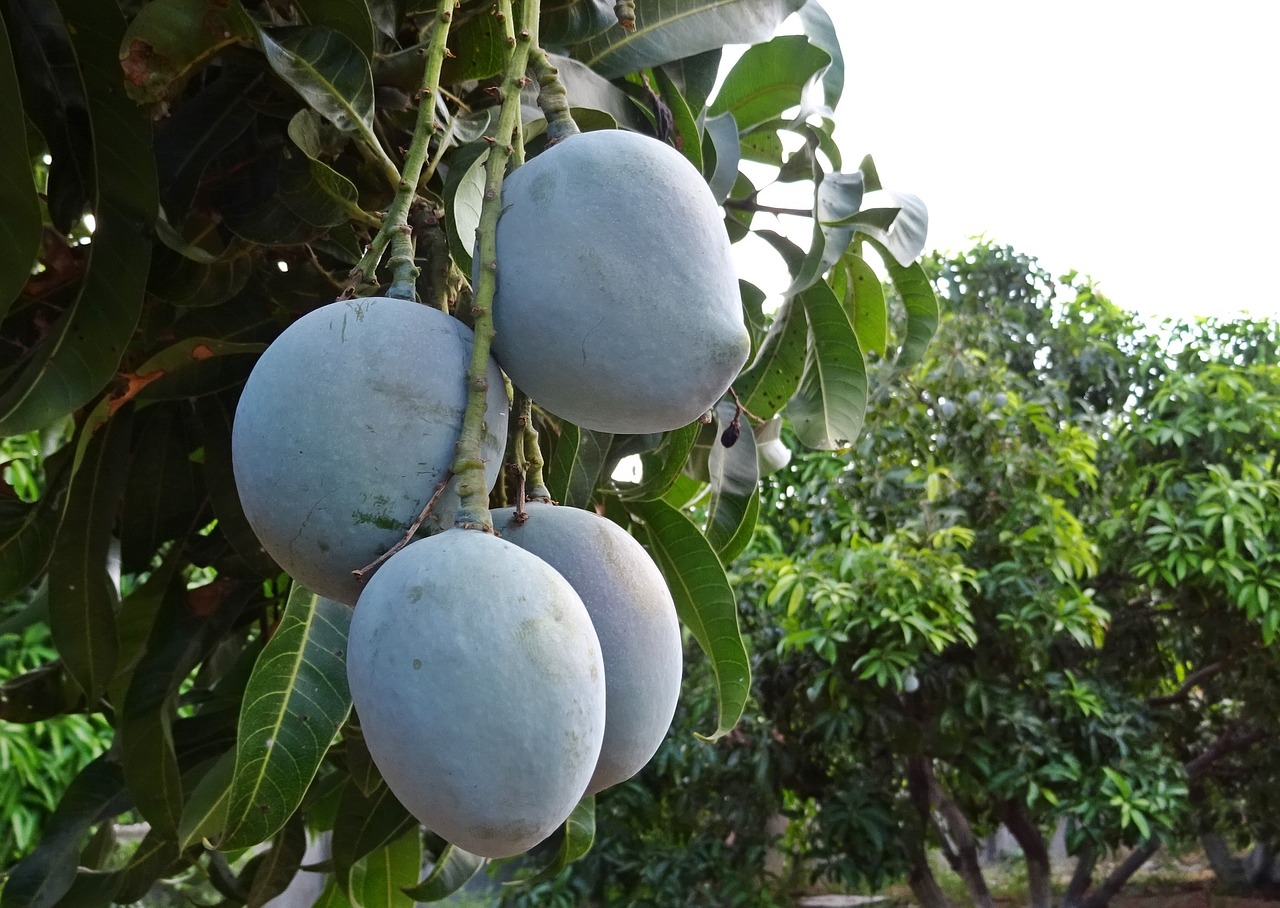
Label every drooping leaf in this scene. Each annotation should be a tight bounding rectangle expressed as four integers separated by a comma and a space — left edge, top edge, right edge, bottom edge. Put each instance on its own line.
830, 250, 888, 357
178, 749, 235, 850
330, 778, 417, 880
785, 169, 863, 297
708, 34, 829, 132
133, 336, 266, 403
852, 189, 930, 266
705, 401, 759, 561
616, 421, 700, 501
541, 0, 617, 46
570, 0, 805, 80
629, 498, 749, 741
119, 404, 202, 573
787, 280, 867, 450
442, 142, 489, 274
0, 16, 42, 321
702, 111, 739, 204
246, 816, 309, 908
350, 828, 422, 908
0, 0, 158, 436
257, 25, 376, 135
118, 0, 256, 105
0, 757, 130, 908
112, 828, 180, 904
222, 586, 353, 849
650, 65, 702, 171
295, 0, 377, 59
402, 844, 484, 901
47, 406, 134, 704
796, 0, 843, 111
658, 47, 721, 114
0, 450, 72, 601
733, 294, 807, 420
278, 152, 362, 228
0, 661, 82, 724
868, 237, 940, 371
545, 424, 614, 509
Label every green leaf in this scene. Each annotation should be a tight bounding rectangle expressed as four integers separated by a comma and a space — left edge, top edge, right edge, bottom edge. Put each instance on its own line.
257, 25, 376, 135
797, 0, 843, 111
178, 750, 235, 850
246, 816, 309, 908
830, 251, 888, 357
651, 65, 703, 172
659, 47, 722, 115
0, 453, 73, 601
0, 0, 158, 437
708, 35, 829, 132
705, 402, 759, 561
702, 111, 739, 204
0, 18, 42, 322
330, 778, 417, 880
785, 170, 862, 297
113, 828, 180, 904
47, 407, 134, 704
222, 586, 353, 849
296, 0, 377, 59
541, 0, 617, 46
787, 280, 867, 450
868, 239, 939, 371
854, 189, 929, 266
571, 0, 805, 80
734, 294, 807, 420
118, 0, 256, 105
628, 499, 749, 741
503, 796, 595, 888
545, 424, 615, 509
402, 844, 484, 901
617, 422, 700, 501
119, 404, 201, 573
350, 827, 422, 908
442, 143, 489, 275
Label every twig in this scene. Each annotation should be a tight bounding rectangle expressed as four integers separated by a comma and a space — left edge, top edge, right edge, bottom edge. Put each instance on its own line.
352, 472, 453, 580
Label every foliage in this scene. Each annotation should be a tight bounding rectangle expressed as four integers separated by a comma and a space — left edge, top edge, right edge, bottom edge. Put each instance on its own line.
0, 0, 940, 903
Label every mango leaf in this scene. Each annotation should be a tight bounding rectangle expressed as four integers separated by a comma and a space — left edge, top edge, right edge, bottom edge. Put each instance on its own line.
708, 34, 829, 132
502, 796, 595, 888
733, 294, 807, 420
118, 0, 256, 105
869, 238, 940, 371
0, 757, 129, 908
849, 188, 930, 266
246, 816, 309, 908
315, 881, 354, 908
702, 111, 739, 204
47, 406, 134, 704
545, 424, 614, 508
705, 401, 759, 561
570, 0, 805, 80
0, 18, 41, 322
296, 0, 377, 59
330, 778, 416, 880
787, 280, 867, 450
830, 250, 888, 357
134, 337, 265, 402
0, 662, 82, 725
659, 47, 721, 114
402, 844, 484, 901
178, 750, 235, 850
442, 143, 488, 274
278, 153, 362, 228
257, 25, 376, 135
119, 404, 201, 573
616, 422, 700, 501
629, 498, 749, 741
0, 451, 72, 601
440, 8, 506, 82
797, 0, 843, 111
222, 586, 353, 849
112, 829, 180, 904
784, 169, 863, 297
350, 828, 422, 908
542, 0, 617, 46
651, 65, 702, 171
0, 0, 157, 437
342, 724, 383, 796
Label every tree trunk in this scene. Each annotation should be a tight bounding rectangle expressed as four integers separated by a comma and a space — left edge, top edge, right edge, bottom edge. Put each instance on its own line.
1062, 844, 1097, 908
1081, 838, 1162, 908
1201, 831, 1247, 887
909, 852, 956, 908
1000, 802, 1053, 908
927, 771, 995, 908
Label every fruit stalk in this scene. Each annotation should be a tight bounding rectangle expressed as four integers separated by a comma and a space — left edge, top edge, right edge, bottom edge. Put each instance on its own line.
450, 0, 535, 530
528, 47, 579, 145
347, 0, 460, 296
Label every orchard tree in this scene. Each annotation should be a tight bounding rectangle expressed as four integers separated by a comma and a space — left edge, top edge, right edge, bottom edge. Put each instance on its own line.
0, 0, 939, 903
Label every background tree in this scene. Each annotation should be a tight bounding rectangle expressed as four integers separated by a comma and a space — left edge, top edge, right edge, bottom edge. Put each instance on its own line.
0, 0, 938, 904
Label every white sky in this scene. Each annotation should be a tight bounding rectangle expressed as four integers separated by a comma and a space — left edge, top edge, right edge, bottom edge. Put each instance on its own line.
743, 1, 1280, 323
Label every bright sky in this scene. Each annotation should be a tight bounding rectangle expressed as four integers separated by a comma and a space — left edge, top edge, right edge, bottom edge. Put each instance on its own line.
764, 1, 1280, 323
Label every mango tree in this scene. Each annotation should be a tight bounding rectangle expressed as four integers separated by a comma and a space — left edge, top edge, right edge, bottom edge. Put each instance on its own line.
0, 0, 939, 903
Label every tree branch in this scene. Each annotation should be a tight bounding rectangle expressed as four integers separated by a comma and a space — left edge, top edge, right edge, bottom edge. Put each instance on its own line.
1147, 660, 1227, 707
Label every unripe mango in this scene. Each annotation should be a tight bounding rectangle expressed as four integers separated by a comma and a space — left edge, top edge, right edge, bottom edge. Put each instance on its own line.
347, 530, 606, 858
232, 298, 508, 604
489, 129, 749, 434
493, 503, 681, 795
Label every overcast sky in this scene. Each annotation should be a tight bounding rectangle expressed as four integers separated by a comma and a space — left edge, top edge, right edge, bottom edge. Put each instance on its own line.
776, 1, 1280, 323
